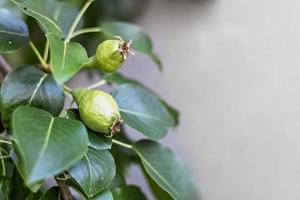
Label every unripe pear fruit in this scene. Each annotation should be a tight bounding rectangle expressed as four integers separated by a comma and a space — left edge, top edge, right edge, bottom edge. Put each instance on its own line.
85, 36, 134, 73
72, 88, 122, 136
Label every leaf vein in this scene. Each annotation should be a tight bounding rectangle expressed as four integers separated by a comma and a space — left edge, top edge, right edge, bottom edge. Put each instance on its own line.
0, 30, 28, 37
30, 117, 54, 178
84, 154, 93, 194
135, 150, 181, 200
61, 42, 67, 72
27, 74, 47, 105
120, 108, 171, 124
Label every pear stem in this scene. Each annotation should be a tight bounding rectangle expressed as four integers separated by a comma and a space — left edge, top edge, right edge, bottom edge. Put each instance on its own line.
112, 139, 133, 149
64, 85, 72, 93
87, 80, 107, 89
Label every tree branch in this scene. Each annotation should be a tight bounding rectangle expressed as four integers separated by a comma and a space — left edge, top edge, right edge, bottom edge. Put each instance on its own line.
55, 175, 73, 200
0, 56, 11, 75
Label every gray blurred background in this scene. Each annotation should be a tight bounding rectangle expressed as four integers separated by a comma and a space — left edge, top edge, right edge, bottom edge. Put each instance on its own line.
114, 0, 300, 199
9, 0, 296, 199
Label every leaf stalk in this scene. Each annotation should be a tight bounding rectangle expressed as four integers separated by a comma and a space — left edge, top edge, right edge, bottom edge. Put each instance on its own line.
66, 0, 95, 42
112, 139, 133, 149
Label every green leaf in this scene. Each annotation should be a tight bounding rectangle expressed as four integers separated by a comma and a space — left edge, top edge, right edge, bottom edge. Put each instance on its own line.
47, 33, 89, 83
25, 191, 43, 200
65, 178, 87, 199
112, 185, 147, 200
69, 148, 116, 198
112, 83, 175, 140
1, 65, 65, 129
9, 169, 32, 198
10, 148, 43, 192
0, 8, 29, 54
143, 171, 173, 200
102, 73, 139, 85
67, 109, 112, 150
161, 100, 179, 126
88, 132, 112, 150
0, 176, 13, 200
12, 106, 88, 184
45, 1, 83, 37
39, 187, 60, 200
103, 73, 179, 125
10, 0, 62, 36
90, 189, 114, 200
133, 140, 199, 200
55, 2, 83, 37
109, 169, 126, 190
101, 22, 162, 70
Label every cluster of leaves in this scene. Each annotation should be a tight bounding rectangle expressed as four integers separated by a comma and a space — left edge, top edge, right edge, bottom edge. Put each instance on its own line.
0, 0, 199, 200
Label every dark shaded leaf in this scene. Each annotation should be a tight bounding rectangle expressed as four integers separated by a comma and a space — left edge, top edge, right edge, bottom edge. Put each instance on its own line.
25, 191, 42, 200
1, 65, 65, 129
39, 187, 60, 200
0, 8, 29, 53
90, 189, 114, 200
69, 148, 116, 198
0, 176, 13, 200
112, 185, 147, 200
109, 169, 126, 190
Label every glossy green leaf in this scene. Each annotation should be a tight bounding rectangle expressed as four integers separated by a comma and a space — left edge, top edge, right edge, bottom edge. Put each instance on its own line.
55, 3, 83, 37
69, 148, 116, 198
39, 187, 60, 200
112, 83, 175, 140
25, 191, 42, 200
104, 73, 179, 125
161, 100, 179, 126
0, 8, 29, 53
143, 171, 173, 200
112, 185, 147, 200
102, 73, 139, 85
0, 65, 65, 129
10, 0, 62, 36
65, 178, 87, 199
90, 189, 114, 200
133, 140, 199, 200
0, 176, 13, 200
12, 106, 88, 184
45, 1, 83, 37
47, 33, 89, 83
10, 147, 43, 192
101, 22, 162, 70
67, 109, 112, 150
109, 169, 126, 190
88, 132, 112, 150
9, 168, 33, 198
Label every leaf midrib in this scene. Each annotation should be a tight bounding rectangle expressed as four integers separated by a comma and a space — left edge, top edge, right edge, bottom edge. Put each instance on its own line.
61, 41, 67, 73
135, 148, 181, 200
0, 30, 28, 37
84, 154, 93, 195
30, 117, 54, 179
12, 1, 62, 35
27, 74, 47, 105
119, 108, 172, 125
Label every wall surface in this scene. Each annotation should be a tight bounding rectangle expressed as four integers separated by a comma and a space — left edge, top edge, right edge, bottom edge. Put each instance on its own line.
131, 0, 300, 199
